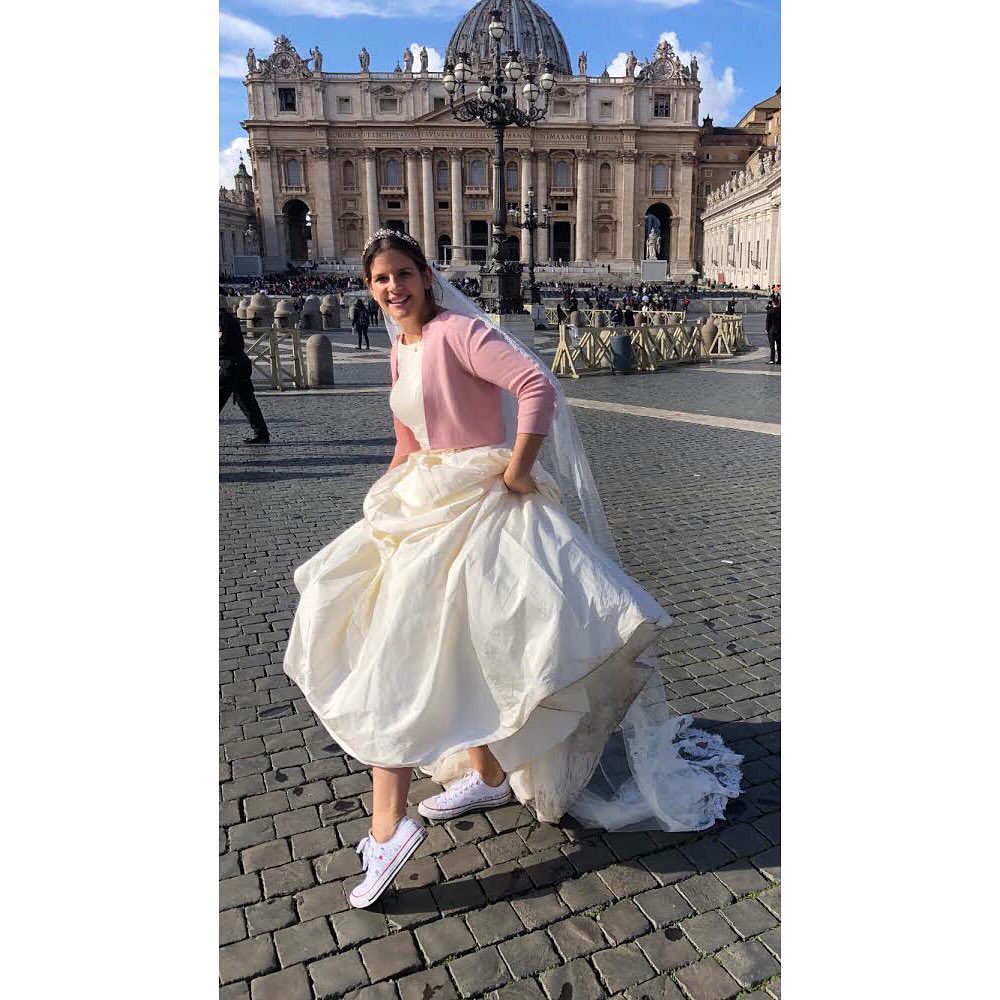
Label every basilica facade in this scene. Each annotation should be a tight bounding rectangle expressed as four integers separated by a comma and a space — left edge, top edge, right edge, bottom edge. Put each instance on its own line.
233, 0, 777, 283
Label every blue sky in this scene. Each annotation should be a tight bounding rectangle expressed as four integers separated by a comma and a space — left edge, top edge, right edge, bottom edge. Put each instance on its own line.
219, 0, 779, 185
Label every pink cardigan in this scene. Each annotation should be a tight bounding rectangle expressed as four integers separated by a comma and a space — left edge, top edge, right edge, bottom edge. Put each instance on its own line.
389, 310, 556, 462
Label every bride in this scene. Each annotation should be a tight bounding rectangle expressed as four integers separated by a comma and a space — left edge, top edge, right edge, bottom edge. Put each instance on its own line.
283, 230, 741, 909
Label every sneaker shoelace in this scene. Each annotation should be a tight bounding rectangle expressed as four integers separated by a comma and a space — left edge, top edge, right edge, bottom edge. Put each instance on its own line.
355, 833, 386, 873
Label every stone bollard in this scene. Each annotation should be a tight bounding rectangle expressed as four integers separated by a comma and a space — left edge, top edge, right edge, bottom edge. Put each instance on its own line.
236, 296, 252, 333
274, 297, 299, 330
320, 294, 341, 331
700, 315, 717, 356
300, 295, 322, 332
245, 292, 273, 337
305, 334, 335, 387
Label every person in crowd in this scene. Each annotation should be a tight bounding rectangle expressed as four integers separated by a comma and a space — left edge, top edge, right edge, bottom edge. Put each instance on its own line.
219, 306, 270, 445
623, 306, 635, 327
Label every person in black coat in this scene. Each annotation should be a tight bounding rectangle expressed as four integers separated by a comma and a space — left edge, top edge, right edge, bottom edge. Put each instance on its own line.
765, 295, 781, 365
351, 298, 371, 350
220, 307, 270, 444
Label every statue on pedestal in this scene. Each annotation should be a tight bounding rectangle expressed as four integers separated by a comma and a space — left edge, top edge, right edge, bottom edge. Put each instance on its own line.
403, 48, 414, 73
359, 47, 370, 72
625, 51, 637, 78
310, 46, 323, 72
420, 46, 429, 72
578, 51, 587, 75
690, 55, 698, 81
246, 49, 257, 73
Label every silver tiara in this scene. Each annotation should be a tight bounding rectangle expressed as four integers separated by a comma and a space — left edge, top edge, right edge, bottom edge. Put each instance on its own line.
363, 228, 422, 256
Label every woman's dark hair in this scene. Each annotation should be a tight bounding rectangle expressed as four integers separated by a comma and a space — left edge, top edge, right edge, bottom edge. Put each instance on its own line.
361, 231, 431, 284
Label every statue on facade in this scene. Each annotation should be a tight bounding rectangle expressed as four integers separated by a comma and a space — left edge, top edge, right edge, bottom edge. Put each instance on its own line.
310, 46, 323, 72
535, 50, 547, 77
403, 47, 414, 73
359, 47, 370, 72
246, 48, 257, 73
578, 51, 587, 75
420, 46, 429, 72
689, 55, 699, 81
646, 230, 661, 260
625, 50, 637, 78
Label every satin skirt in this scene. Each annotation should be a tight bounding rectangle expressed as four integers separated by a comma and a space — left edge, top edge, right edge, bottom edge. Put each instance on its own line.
283, 445, 678, 823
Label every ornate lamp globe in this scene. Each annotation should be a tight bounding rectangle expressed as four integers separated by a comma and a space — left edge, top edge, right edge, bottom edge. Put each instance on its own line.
488, 10, 505, 40
454, 54, 470, 83
505, 53, 523, 80
523, 79, 539, 103
476, 81, 491, 101
539, 64, 555, 91
442, 67, 457, 92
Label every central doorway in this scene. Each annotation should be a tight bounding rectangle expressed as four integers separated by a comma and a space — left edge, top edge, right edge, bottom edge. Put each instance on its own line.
552, 221, 572, 264
469, 221, 489, 264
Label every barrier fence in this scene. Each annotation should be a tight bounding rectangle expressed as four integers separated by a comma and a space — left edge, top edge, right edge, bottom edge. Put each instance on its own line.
551, 314, 748, 379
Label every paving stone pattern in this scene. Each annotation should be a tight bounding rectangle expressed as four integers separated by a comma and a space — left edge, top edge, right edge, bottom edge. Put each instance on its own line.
220, 353, 780, 998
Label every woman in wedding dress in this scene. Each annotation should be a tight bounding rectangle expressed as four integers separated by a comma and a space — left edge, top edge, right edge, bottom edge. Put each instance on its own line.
283, 231, 741, 909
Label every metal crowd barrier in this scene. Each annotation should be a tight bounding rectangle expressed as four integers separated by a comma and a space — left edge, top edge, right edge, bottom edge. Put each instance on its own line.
244, 324, 305, 390
551, 322, 707, 379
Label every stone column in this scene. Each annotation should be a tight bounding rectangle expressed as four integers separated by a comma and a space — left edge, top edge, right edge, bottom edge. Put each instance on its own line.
406, 152, 421, 238
619, 151, 636, 264
421, 149, 436, 256
673, 151, 696, 276
574, 153, 591, 263
450, 151, 466, 264
252, 145, 280, 266
309, 147, 336, 261
363, 152, 379, 236
536, 155, 549, 264
520, 150, 533, 262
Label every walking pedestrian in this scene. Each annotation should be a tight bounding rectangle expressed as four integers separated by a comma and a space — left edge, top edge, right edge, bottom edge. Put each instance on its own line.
283, 230, 741, 909
219, 306, 270, 445
351, 297, 371, 350
765, 294, 781, 365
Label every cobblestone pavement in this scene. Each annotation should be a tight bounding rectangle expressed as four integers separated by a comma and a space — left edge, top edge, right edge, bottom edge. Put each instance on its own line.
220, 342, 780, 999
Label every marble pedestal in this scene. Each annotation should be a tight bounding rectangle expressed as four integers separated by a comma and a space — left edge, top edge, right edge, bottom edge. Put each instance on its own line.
488, 312, 537, 351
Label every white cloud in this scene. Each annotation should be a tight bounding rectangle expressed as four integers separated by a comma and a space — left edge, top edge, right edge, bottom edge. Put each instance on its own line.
220, 11, 274, 48
606, 51, 642, 78
408, 43, 445, 72
220, 136, 251, 188
657, 30, 742, 123
220, 53, 250, 79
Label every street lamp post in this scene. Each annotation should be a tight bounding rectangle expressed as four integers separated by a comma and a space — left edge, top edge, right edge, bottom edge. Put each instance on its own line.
508, 187, 550, 305
443, 11, 555, 314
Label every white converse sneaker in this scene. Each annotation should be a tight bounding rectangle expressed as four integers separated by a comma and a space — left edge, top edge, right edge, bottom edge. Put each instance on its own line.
417, 769, 513, 822
349, 816, 426, 909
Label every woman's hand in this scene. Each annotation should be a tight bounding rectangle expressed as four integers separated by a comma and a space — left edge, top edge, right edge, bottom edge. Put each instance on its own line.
502, 469, 536, 494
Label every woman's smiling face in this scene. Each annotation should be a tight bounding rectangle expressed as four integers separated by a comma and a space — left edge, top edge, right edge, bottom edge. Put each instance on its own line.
367, 248, 433, 326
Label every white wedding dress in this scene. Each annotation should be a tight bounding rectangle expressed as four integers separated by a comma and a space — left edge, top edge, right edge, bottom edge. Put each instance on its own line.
283, 335, 742, 831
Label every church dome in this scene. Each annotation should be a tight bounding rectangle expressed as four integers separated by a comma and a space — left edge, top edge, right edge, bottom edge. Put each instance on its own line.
446, 0, 571, 76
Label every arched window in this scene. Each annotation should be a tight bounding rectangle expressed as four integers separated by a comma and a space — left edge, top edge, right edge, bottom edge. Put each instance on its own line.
342, 160, 355, 190
285, 158, 301, 187
554, 160, 570, 189
652, 163, 668, 193
436, 160, 448, 190
597, 225, 611, 252
470, 158, 486, 187
599, 162, 612, 191
506, 162, 518, 191
384, 157, 402, 187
